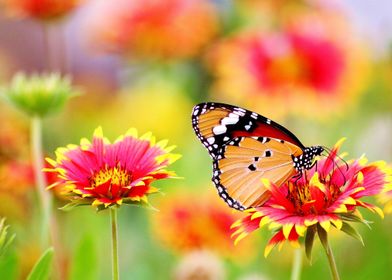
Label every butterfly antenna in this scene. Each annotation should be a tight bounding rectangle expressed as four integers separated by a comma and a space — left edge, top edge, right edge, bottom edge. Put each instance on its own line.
322, 145, 347, 185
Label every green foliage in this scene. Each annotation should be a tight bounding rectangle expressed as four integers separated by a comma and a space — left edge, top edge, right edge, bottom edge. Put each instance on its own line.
27, 247, 54, 280
69, 235, 98, 280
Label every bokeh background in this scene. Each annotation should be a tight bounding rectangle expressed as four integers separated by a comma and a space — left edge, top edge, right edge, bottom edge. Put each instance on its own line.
0, 0, 392, 279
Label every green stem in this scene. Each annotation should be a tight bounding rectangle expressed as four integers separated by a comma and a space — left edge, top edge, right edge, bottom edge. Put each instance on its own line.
290, 248, 302, 280
31, 116, 51, 248
110, 208, 119, 280
323, 235, 340, 280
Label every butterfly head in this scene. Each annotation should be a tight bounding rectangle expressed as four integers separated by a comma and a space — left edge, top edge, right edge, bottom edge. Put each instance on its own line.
293, 146, 324, 171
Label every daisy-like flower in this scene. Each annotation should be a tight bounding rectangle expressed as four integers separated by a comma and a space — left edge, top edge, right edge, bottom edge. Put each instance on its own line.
151, 192, 256, 261
84, 0, 218, 61
1, 0, 82, 21
206, 13, 368, 119
45, 127, 180, 210
232, 139, 391, 259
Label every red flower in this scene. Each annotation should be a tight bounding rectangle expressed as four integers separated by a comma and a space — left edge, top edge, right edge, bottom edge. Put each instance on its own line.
2, 0, 82, 20
206, 17, 368, 119
151, 192, 256, 260
44, 127, 180, 210
232, 139, 390, 257
84, 0, 218, 60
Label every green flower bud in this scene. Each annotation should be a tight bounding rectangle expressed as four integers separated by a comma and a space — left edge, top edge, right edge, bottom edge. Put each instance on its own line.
2, 72, 78, 117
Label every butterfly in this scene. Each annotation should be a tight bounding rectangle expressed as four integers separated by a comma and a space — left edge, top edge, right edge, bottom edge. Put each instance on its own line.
191, 102, 324, 211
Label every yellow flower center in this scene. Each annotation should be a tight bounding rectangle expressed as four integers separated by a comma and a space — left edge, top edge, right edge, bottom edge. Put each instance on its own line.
91, 166, 131, 188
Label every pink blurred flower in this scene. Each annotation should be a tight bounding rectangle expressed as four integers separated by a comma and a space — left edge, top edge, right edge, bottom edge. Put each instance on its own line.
84, 0, 218, 60
232, 139, 390, 257
207, 13, 368, 119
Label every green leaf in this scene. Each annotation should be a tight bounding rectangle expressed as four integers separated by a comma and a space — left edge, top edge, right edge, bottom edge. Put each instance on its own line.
340, 222, 364, 245
27, 247, 54, 280
338, 213, 372, 228
59, 201, 90, 211
316, 224, 328, 252
0, 250, 19, 280
69, 235, 98, 280
305, 225, 316, 262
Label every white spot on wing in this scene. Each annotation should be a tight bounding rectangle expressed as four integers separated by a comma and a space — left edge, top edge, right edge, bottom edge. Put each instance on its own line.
207, 137, 215, 144
213, 125, 227, 135
221, 115, 239, 125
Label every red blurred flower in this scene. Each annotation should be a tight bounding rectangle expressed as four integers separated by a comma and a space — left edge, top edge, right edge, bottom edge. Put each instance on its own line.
1, 0, 82, 20
207, 14, 368, 119
232, 139, 390, 257
0, 160, 34, 220
85, 0, 218, 60
151, 192, 256, 260
45, 127, 180, 210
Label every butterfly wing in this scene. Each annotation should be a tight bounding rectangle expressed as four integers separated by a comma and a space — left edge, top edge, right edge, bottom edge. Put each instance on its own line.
213, 136, 303, 210
191, 102, 306, 210
192, 102, 305, 160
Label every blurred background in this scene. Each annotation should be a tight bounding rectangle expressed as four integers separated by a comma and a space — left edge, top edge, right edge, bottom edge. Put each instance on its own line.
0, 0, 392, 279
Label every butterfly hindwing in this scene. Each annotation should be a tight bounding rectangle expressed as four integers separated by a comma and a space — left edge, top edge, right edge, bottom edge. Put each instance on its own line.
192, 102, 305, 160
212, 136, 303, 210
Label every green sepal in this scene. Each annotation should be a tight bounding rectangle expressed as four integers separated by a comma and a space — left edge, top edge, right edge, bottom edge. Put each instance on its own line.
340, 222, 364, 245
305, 225, 316, 262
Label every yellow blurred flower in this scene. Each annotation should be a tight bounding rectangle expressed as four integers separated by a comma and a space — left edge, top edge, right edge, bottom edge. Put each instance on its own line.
206, 10, 369, 120
84, 0, 219, 60
1, 0, 82, 21
151, 191, 256, 261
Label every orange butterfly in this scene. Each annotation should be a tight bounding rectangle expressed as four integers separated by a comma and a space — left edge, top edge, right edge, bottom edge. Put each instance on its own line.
192, 102, 324, 210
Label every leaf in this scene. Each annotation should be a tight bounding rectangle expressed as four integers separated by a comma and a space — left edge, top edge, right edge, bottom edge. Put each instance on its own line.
27, 247, 54, 280
340, 222, 364, 245
0, 250, 19, 280
338, 213, 372, 228
59, 201, 90, 211
316, 224, 328, 252
305, 225, 316, 262
69, 235, 98, 280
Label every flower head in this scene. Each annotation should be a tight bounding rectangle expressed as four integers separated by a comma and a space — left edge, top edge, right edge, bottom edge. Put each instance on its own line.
1, 0, 82, 21
84, 0, 218, 60
45, 127, 180, 210
232, 139, 391, 257
206, 16, 368, 119
2, 73, 77, 117
151, 192, 256, 260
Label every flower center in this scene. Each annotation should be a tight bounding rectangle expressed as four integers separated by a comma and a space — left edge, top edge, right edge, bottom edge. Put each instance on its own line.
91, 166, 131, 189
287, 177, 341, 215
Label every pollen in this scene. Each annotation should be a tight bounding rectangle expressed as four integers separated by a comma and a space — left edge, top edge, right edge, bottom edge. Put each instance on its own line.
91, 166, 132, 188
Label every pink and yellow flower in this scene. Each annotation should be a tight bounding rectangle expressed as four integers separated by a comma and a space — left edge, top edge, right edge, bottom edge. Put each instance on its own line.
232, 139, 391, 257
151, 192, 256, 260
84, 0, 218, 60
206, 14, 368, 119
1, 0, 82, 20
44, 127, 180, 210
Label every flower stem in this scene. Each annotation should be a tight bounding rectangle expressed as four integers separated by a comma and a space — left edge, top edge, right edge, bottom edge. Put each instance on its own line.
323, 235, 340, 280
31, 116, 51, 247
110, 208, 119, 280
290, 248, 302, 280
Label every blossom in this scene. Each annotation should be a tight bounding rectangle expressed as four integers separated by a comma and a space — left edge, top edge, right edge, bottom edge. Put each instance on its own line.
0, 160, 34, 220
2, 73, 77, 117
84, 0, 218, 60
151, 192, 256, 260
232, 139, 391, 257
1, 0, 82, 21
206, 15, 368, 119
44, 127, 180, 210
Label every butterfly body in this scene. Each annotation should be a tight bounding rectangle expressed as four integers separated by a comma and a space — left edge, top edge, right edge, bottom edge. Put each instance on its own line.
192, 102, 323, 210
